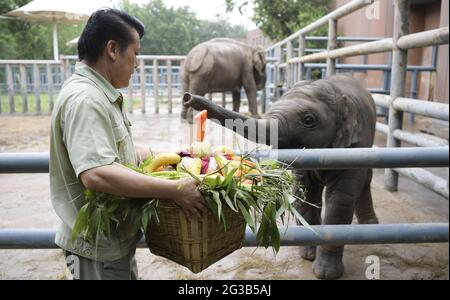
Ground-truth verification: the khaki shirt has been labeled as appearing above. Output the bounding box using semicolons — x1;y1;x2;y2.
50;62;140;262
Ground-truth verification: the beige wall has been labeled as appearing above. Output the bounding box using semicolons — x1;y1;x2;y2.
330;0;448;103
436;0;449;103
246;28;274;48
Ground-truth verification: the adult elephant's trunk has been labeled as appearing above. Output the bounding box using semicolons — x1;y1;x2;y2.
182;93;273;145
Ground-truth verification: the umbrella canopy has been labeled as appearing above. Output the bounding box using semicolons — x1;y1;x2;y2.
5;0;112;60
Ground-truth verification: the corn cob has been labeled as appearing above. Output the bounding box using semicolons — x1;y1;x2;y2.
144;153;181;173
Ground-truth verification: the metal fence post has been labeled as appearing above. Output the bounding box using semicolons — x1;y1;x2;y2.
139;59;146;114
286;40;293;88
153;59;159;114
6;64;15;113
407;69;418;126
46;63;54;113
298;35;306;81
167;60;173;114
385;0;409;192
33;64;41;113
327;19;337;76
222;92;226;108
60;57;67;83
19;64;28;113
127;75;133;114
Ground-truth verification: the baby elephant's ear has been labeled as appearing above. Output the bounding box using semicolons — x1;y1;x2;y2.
331;94;361;148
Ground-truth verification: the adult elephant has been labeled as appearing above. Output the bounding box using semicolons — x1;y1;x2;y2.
183;75;379;279
180;38;266;122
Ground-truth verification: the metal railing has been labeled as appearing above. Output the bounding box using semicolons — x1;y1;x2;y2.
0;55;187;114
263;0;449;198
0;147;448;249
1;224;448;249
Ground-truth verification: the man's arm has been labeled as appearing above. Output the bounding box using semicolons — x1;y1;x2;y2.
80;163;207;218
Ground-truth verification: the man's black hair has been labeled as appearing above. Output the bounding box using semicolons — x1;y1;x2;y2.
77;8;145;62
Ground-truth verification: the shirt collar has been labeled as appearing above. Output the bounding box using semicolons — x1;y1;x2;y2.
74;61;121;103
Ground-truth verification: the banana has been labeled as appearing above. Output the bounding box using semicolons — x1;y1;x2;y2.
144;153;181;173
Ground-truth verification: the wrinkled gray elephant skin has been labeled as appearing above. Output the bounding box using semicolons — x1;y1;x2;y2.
183;75;379;279
181;38;266;122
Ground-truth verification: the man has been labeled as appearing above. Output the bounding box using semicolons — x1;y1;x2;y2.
50;8;206;280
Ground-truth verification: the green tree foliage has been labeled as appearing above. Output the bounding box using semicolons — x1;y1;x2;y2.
226;0;330;41
0;0;247;59
0;0;83;59
121;0;246;55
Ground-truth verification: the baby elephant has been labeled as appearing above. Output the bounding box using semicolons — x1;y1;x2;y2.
183;74;378;279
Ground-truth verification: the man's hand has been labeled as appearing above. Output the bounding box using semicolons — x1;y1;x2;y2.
171;178;208;219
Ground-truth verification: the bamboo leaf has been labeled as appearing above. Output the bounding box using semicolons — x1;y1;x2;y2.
211;190;222;223
220;190;237;212
237;201;255;232
271;221;281;253
142;207;149;234
289;204;319;236
71;204;89;244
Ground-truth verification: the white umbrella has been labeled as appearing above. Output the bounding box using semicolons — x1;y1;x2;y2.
5;0;112;60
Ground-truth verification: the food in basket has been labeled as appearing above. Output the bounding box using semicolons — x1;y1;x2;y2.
71;111;309;272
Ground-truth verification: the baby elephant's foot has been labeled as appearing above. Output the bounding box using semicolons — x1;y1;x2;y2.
300;246;316;261
312;247;344;280
357;215;379;224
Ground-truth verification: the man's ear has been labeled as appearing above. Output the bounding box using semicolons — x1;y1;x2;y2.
105;40;119;61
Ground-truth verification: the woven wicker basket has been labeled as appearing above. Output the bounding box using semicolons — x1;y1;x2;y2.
145;199;246;273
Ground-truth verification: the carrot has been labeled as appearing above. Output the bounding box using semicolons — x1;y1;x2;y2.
231;156;256;167
194;110;207;142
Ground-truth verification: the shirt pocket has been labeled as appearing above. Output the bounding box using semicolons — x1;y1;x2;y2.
112;123;129;144
112;123;129;162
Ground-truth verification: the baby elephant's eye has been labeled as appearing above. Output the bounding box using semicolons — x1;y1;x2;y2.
301;114;316;128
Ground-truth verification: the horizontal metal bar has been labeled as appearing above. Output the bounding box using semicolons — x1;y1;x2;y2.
0;152;49;173
60;55;187;61
372;95;449;122
393;129;449;147
253;147;449;169
393;98;449;121
291;38;394;63
137;55;186;61
376;122;389;134
0;223;447;249
1;148;448;173
265;57;278;63
304;63;436;71
305;36;383;42
300;0;373;35
393;168;449;199
373;94;390;108
372;126;447;147
0;60;61;64
266;0;373;50
397;26;449;49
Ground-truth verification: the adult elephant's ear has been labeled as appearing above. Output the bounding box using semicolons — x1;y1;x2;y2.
186;44;209;73
252;47;266;78
331;94;362;148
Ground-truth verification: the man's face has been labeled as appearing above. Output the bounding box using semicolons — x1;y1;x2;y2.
111;29;140;89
